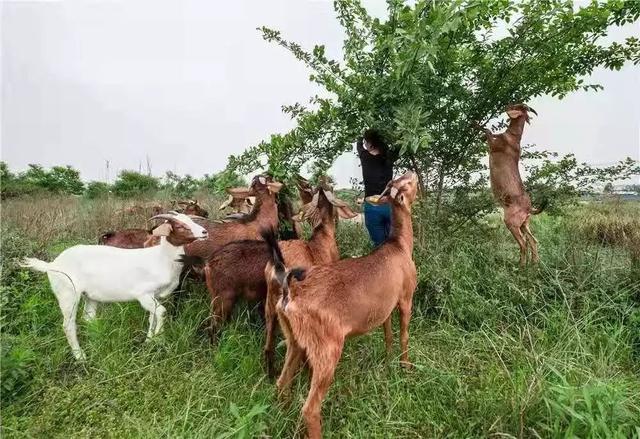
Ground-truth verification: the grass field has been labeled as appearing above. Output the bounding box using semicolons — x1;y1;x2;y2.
1;195;639;438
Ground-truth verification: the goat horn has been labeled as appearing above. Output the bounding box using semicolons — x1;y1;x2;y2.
150;214;176;221
527;106;538;116
219;195;234;210
189;215;208;220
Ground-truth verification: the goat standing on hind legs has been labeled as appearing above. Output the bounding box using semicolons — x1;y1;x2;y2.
264;172;419;439
478;103;545;267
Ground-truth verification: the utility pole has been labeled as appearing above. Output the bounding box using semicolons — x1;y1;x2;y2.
104;160;110;184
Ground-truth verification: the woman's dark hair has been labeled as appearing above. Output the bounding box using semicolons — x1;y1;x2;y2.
363;128;389;156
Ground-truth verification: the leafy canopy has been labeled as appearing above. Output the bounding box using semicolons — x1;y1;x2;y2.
227;0;639;215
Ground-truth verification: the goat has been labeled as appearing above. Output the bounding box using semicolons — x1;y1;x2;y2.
478;103;544;266
191;180;355;357
219;192;255;215
264;172;419;439
20;212;208;360
263;178;356;375
117;203;164;217
184;175;282;261
177;200;209;218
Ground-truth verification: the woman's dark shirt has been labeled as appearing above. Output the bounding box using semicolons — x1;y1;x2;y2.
357;138;399;197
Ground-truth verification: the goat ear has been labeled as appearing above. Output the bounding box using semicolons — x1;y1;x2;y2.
267;181;283;194
227;187;254;198
152;222;172;237
323;190;349;208
337;205;358;219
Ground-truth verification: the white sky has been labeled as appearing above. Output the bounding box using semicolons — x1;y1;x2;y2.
2;0;639;187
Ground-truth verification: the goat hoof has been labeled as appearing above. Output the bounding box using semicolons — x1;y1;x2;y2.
400;360;414;371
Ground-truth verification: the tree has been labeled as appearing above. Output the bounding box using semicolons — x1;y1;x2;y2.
625;184;640;195
111;171;160;198
228;0;640;218
163;171;201;198
202;170;247;194
1;163;85;196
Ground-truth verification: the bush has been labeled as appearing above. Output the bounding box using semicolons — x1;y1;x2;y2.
111;171;160;198
85;181;111;199
163;172;200;198
1;162;84;198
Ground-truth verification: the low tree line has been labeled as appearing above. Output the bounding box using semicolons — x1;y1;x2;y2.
0;162;245;200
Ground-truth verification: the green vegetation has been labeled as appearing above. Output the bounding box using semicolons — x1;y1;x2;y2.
2;2;639;437
0;162;247;200
229;0;639;220
1;195;639;437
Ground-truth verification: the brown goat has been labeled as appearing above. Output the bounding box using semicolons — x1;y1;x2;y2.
263;178;356;376
197;180;356;353
117;203;164;217
177;200;209;218
184;175;282;261
479;103;543;266
264;172;419;439
219;193;255;215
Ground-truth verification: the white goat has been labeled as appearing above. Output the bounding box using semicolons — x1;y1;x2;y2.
20;212;207;360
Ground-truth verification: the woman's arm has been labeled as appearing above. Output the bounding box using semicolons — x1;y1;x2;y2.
356;137;365;156
388;144;400;163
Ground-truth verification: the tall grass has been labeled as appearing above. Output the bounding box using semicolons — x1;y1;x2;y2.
1;196;639;438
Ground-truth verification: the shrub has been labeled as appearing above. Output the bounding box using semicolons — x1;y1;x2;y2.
85;181;111;199
111;171;160;198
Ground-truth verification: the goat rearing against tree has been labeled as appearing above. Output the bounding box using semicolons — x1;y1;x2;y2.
264;171;419;439
479;103;544;266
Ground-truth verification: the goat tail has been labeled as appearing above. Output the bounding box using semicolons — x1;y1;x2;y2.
531;197;548;215
260;227;284;270
260;227;306;307
19;257;54;273
282;268;306;306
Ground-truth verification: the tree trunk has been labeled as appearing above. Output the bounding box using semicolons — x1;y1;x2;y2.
434;165;445;216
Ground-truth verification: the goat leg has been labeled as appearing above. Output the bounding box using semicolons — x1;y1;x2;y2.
301;337;343;439
209;293;235;345
383;316;393;355
398;298;413;370
263;282;279;378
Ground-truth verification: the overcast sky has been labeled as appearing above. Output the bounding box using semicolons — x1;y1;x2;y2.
2;0;639;187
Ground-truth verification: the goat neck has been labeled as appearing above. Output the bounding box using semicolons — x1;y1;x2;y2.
387;203;414;255
158;235;186;258
307;215;339;264
254;192;279;229
505;114;527;144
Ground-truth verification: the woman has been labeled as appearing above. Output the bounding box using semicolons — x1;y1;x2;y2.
357;129;399;246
